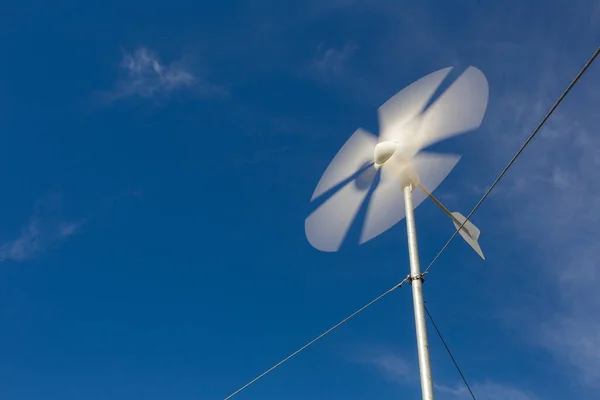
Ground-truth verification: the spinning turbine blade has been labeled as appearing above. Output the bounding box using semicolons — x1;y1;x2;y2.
360;151;461;244
359;165;406;244
405;151;462;209
378;67;452;143
306;168;376;252
311;128;378;201
415;66;489;150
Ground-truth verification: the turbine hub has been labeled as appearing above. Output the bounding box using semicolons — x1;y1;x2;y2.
373;141;398;168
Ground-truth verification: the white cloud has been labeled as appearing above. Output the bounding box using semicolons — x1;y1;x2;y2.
311;42;359;78
0;194;84;263
437;381;538;400
358;348;537;399
361;350;412;384
306;42;381;104
101;47;225;103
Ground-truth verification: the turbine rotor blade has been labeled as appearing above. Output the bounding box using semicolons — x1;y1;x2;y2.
359;166;406;244
415;66;489;150
311;128;378;201
306;168;376;252
378;67;452;144
405;151;462;210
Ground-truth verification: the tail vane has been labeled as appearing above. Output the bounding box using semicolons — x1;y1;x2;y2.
451;212;484;260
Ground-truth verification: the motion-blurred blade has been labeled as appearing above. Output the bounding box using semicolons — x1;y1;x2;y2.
306;168;376;252
311;128;378;201
406;151;462;209
360;166;406;244
414;66;489;151
378;67;452;143
359;151;461;245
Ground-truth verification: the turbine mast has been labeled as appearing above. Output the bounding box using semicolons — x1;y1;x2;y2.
403;182;435;400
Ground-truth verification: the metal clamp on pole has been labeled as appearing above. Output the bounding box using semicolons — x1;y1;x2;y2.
407;272;427;284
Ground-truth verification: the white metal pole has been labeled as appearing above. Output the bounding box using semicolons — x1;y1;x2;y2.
403;182;435;400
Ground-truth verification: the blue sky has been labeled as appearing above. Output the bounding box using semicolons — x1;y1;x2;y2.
1;0;599;399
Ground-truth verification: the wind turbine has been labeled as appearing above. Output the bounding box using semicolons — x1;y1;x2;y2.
305;66;489;400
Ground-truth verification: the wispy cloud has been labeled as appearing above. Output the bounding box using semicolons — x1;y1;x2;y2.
99;47;226;103
0;194;85;263
311;42;359;79
437;381;538;400
358;347;537;399
356;347;412;384
305;41;383;104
